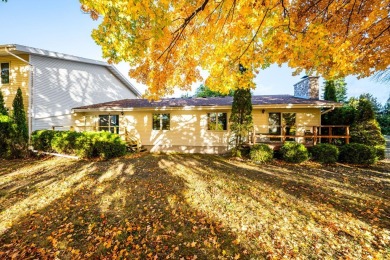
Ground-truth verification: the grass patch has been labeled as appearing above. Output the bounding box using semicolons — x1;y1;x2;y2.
0;155;389;259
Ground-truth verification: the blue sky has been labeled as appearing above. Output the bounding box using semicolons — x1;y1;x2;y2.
1;0;388;104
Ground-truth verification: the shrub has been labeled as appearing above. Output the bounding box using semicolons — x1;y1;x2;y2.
310;144;339;164
374;145;385;161
91;131;127;159
75;131;126;159
250;144;273;163
31;130;58;152
280;142;309;163
0;115;15;158
339;143;377;165
31;130;127;159
350;120;385;147
51;131;83;154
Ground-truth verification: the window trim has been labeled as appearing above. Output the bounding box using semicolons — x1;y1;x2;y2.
152;113;170;130
98;114;120;134
1;62;10;85
207;112;228;131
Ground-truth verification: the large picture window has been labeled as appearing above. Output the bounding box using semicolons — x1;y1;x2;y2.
1;63;9;84
99;115;119;133
153;113;170;130
207;112;227;130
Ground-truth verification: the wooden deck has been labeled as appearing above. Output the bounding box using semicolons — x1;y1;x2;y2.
250;125;350;148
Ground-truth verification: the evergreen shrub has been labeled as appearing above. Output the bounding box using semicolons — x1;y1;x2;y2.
374;145;385;161
31;130;126;159
31;130;58;152
339;143;377;165
310;144;339;164
52;131;83;154
250;144;273;163
280;142;309;163
0;115;15;158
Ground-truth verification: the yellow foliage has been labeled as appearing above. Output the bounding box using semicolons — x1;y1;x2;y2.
80;0;389;98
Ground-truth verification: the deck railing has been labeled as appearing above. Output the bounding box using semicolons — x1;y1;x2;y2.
250;125;350;145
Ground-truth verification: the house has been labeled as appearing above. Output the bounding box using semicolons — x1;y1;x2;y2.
0;44;141;137
72;76;346;154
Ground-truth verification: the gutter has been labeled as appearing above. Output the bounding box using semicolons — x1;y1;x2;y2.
5;47;34;143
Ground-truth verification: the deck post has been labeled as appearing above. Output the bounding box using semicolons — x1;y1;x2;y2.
346;126;350;144
313;126;317;145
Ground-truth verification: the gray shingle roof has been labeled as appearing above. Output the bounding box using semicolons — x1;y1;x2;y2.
73;95;341;110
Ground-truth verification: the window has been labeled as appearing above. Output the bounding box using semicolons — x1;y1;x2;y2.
1;63;9;84
207;112;227;130
268;112;296;141
153;113;170;130
99;115;119;133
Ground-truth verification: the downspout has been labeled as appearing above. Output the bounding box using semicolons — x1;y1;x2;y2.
321;106;335;115
5;47;34;144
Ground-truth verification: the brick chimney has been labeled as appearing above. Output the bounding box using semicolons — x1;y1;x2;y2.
293;76;319;99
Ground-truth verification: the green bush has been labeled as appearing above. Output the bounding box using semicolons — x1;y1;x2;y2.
280;142;309;163
0;115;15;158
310;144;339;164
339;143;377;165
374;145;385;161
31;130;58;152
250;144;273;163
31;130;127;159
51;131;83;154
91;131;127;159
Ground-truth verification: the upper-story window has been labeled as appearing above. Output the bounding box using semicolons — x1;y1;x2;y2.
153;113;170;130
1;63;9;84
99;115;119;134
207;112;227;130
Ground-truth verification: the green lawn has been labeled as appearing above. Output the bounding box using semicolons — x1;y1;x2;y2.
0;154;389;259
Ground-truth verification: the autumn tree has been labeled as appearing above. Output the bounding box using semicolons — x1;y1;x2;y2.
373;68;390;84
81;0;390;98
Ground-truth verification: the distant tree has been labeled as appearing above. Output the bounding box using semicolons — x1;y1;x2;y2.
358;93;382;114
377;96;390;135
230;88;253;148
12;88;28;144
334;78;348;103
323;80;337;102
194;84;233;98
0;89;8;115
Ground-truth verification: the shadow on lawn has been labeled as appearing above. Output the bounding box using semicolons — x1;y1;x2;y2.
0;155;246;259
179;155;390;230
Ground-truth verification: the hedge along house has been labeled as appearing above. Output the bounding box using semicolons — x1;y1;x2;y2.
72;76;347;154
0;44;141;138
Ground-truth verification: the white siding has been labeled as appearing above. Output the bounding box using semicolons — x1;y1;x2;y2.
31;55;137;130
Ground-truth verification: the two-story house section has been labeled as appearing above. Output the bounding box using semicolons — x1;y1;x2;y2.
0;44;141;136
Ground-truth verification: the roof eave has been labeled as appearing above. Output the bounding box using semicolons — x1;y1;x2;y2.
72;102;342;113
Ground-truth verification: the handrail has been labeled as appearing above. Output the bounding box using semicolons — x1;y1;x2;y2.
251;125;350;145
